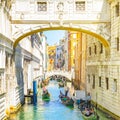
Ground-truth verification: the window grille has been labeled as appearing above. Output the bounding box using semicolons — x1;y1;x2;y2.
37;2;47;12
75;1;85;11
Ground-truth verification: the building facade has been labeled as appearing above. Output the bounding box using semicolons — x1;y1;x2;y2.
74;32;86;90
0;0;120;119
47;45;56;71
0;1;15;119
67;31;86;90
67;31;76;71
86;0;120;117
0;1;46;119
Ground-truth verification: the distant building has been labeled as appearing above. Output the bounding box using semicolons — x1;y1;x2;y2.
47;45;56;71
56;45;65;70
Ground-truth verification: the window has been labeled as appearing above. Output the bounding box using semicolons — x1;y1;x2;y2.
0;74;1;92
116;37;119;51
10;55;13;66
94;44;97;54
37;2;47;12
100;43;103;54
106;77;109;90
88;75;90;83
5;53;8;67
75;1;85;11
89;47;91;56
115;3;119;17
99;77;101;87
113;79;117;92
92;75;95;89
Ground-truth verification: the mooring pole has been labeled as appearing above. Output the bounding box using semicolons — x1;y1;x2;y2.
33;80;37;104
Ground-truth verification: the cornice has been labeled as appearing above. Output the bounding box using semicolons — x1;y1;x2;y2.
21;48;40;63
0;33;13;53
0;33;13;44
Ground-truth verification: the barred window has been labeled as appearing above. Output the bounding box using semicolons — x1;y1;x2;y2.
88;74;90;83
89;47;91;56
116;37;119;51
94;44;97;54
115;3;119;17
75;1;85;11
37;2;47;12
99;77;101;87
106;77;109;90
92;75;95;89
100;43;103;54
113;79;117;92
0;74;2;93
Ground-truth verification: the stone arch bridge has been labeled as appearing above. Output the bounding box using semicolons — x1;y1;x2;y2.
45;70;72;81
11;0;110;52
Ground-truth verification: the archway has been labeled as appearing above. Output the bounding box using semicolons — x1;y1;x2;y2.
13;26;110;52
45;70;72;82
46;75;71;82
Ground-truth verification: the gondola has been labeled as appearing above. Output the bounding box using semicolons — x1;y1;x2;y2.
81;111;97;120
42;90;50;101
61;97;74;106
79;103;98;120
59;91;74;107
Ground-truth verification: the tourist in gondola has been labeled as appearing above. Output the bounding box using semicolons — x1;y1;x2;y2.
84;108;90;116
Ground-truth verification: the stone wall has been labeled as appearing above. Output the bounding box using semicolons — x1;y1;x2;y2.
86;4;120;116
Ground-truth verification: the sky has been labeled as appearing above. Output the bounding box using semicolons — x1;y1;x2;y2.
44;30;66;45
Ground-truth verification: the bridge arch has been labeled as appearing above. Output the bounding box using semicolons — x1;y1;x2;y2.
45;70;72;82
13;25;110;51
46;75;71;82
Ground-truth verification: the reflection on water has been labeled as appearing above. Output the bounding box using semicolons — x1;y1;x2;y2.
9;81;113;120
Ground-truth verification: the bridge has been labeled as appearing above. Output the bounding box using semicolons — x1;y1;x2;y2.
45;70;73;81
11;0;110;51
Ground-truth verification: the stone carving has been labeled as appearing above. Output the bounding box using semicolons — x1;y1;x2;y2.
57;2;64;12
57;2;64;20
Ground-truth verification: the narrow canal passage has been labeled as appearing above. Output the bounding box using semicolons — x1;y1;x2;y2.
9;81;113;120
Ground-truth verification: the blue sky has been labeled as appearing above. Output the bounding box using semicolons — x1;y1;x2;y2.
44;30;65;45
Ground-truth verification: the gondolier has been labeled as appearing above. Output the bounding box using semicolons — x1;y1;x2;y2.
86;93;91;108
64;86;69;96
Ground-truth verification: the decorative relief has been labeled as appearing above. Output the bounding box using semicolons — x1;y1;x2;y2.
57;2;64;12
57;2;64;20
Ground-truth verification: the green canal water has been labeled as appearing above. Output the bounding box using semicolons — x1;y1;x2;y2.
9;81;114;120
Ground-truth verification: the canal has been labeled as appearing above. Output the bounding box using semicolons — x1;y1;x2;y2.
9;81;114;120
